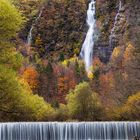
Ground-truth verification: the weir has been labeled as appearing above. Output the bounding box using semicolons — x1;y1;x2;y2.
0;122;140;140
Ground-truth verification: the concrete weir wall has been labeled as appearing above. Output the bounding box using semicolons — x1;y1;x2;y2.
0;122;140;140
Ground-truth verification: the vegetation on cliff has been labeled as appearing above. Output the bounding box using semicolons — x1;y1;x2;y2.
0;0;140;121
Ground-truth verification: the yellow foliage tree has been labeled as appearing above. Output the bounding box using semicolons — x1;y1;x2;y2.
123;43;135;63
119;91;140;120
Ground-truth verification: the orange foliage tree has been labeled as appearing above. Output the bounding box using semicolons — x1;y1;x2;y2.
22;66;39;89
99;71;115;107
54;64;76;104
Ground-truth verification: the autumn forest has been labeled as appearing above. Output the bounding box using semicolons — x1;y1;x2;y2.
0;0;140;122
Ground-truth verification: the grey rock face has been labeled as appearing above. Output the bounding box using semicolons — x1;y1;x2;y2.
94;0;140;62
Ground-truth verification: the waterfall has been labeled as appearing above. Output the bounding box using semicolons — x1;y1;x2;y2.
109;1;122;48
27;7;43;46
80;0;96;72
119;0;122;10
27;26;34;46
0;122;140;140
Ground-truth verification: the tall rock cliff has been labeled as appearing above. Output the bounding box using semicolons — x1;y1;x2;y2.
22;0;140;65
95;0;140;106
95;0;140;63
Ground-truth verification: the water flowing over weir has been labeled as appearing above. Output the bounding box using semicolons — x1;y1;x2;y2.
0;122;140;140
27;8;44;46
80;0;96;72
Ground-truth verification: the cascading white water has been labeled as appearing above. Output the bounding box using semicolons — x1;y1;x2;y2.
80;0;96;72
109;0;122;48
27;26;34;46
0;122;140;140
119;0;122;10
27;8;43;46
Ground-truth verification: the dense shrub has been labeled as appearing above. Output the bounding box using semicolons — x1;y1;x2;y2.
66;82;105;121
